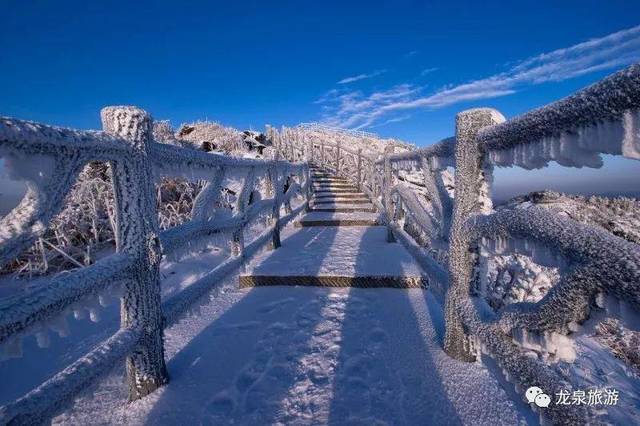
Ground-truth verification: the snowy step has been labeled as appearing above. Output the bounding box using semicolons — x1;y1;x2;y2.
309;202;376;210
311;177;343;182
240;226;425;288
310;206;377;213
311;175;347;180
312;186;360;192
313;190;365;197
312;182;355;187
312;179;350;184
295;211;380;227
311;173;343;178
312;187;361;194
313;192;367;199
313;198;372;205
312;199;372;205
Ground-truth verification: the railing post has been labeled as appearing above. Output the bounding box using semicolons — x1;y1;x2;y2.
307;136;314;163
191;167;224;222
335;140;341;175
356;148;362;190
444;108;504;362
420;158;453;239
268;163;283;249
232;168;255;257
383;145;396;243
304;164;312;211
101;106;169;401
283;175;293;215
320;142;325;168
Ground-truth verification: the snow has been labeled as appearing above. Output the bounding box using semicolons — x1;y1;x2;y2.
52;284;527;425
243;226;423;278
309;202;376;210
567;332;640;426
0;151;55;190
311;199;371;206
297;211;381;223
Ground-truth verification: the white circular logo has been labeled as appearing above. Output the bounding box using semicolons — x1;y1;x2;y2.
526;386;551;408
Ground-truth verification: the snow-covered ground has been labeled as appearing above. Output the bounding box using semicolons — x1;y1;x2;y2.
53;284;526;425
244;226;421;278
40;216;531;425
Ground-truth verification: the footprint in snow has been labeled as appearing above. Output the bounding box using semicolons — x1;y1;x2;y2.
203;391;235;420
257;297;295;314
368;327;388;345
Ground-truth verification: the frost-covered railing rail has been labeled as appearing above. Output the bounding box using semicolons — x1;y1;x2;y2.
0;106;309;424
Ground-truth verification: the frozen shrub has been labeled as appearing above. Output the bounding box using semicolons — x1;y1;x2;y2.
153;120;182;146
595;319;640;375
177;121;245;154
484;254;559;311
156;178;205;230
484;190;640;311
501;190;640;244
0;162;117;276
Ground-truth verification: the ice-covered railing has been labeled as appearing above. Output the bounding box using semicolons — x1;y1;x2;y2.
267;124;381;197
0;106;310;423
274;122;456;262
380;138;456;289
440;65;640;424
347;64;639;424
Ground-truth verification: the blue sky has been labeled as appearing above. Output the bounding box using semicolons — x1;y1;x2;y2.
1;0;640;202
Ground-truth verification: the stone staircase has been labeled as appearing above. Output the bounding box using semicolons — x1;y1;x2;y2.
300;166;380;227
239;165;426;288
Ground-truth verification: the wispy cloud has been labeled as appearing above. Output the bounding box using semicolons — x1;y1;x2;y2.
318;25;640;129
421;67;438;76
370;114;412;128
337;69;387;84
404;50;418;59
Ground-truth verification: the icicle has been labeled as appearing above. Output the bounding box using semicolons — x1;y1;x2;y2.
567;321;581;333
98;294;110;307
73;306;87;320
49;316;70;338
35;330;51;348
89;307;101;323
488;110;640;169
